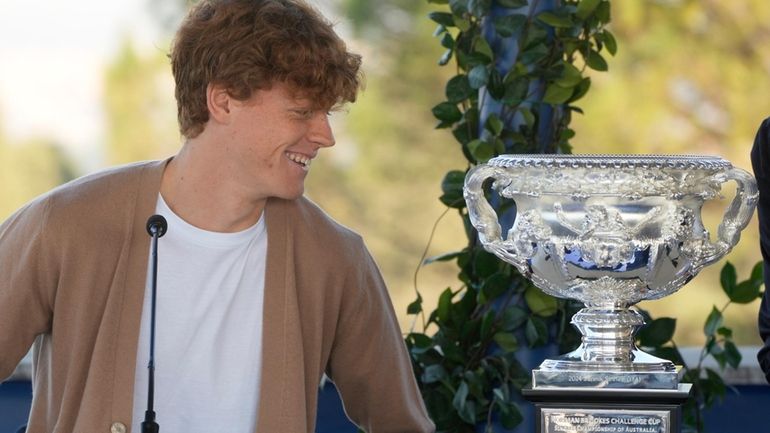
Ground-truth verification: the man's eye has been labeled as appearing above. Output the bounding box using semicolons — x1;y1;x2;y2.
293;109;313;119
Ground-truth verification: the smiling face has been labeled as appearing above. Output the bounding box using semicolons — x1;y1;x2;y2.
222;82;335;203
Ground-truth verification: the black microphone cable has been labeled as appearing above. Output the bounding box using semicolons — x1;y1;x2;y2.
142;214;167;433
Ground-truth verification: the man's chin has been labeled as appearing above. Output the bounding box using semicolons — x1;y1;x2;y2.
275;187;305;201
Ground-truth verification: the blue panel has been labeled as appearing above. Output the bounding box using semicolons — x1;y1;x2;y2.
4;379;767;432
316;381;358;433
0;381;31;433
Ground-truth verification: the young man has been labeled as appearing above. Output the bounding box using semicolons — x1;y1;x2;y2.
0;1;434;432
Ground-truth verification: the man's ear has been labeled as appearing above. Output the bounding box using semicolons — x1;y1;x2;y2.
206;83;233;124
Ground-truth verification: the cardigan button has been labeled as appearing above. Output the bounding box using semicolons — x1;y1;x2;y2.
110;422;126;433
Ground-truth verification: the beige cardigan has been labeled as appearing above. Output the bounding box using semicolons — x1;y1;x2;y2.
0;160;434;433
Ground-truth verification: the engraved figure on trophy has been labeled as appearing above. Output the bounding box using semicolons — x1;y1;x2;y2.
464;155;758;390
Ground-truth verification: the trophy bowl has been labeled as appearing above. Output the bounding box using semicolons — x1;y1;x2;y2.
464;154;758;389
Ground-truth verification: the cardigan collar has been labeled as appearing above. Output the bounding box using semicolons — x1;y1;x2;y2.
109;159;290;433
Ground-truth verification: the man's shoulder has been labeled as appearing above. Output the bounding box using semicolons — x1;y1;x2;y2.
28;160;164;231
49;160;161;204
268;196;366;257
278;196;361;240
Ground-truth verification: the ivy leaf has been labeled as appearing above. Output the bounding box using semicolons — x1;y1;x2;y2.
575;0;601;20
440;170;466;208
499;402;524;429
519;42;548;64
518;107;535;127
474;35;494;61
467;139;495;163
501;305;528;331
542;83;573;105
449;0;468;13
446;75;473;103
649;346;685;365
751;261;764;288
585;49;608;71
481;271;510;300
703;306;723;337
439;49;454;66
704;368;727;401
421;364;448;383
440;32;455;49
480;310;496;339
454;15;472;31
407;294;423;315
493;14;527;38
555;62;583;87
637;317;676;347
568;77;592;102
730;280;760;304
493;331;519;352
524;286;558;316
536;11;573;28
429;11;456;27
408;332;432;348
601;30;618;56
503;77;529;104
723;340;742;369
525;317;549;347
474;250;500;278
438;287;453;324
468;0;492;18
468;65;490;89
453;381;476;423
716;326;732;338
485;113;504;136
424;249;465;265
595;0;611;24
432;101;462;124
720;261;737;297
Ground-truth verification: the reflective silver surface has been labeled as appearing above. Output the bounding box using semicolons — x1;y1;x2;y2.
464;155;758;389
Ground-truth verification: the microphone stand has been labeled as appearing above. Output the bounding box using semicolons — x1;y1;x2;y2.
142;215;167;433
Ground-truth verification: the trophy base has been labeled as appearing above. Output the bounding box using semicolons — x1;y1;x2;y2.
522;384;693;433
532;350;680;389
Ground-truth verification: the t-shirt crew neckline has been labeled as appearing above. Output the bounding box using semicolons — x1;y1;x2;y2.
157;194;264;248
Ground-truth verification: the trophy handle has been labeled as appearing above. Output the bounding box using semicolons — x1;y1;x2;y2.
463;164;527;271
710;167;759;260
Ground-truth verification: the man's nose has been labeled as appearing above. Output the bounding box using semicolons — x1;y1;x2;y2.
309;113;335;148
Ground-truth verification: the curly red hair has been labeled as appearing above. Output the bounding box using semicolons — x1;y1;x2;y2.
171;0;362;138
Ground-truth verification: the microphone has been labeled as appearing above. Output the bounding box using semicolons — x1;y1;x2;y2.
142;214;167;433
146;214;168;238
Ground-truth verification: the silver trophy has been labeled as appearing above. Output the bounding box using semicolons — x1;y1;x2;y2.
464;155;758;389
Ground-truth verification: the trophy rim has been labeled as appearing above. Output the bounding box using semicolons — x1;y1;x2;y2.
489;154;731;170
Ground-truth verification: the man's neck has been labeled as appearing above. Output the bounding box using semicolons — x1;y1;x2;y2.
160;141;266;233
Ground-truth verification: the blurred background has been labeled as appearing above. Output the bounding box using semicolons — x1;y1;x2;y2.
2;0;770;348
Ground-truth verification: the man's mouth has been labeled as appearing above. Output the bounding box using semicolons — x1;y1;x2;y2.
286;151;311;168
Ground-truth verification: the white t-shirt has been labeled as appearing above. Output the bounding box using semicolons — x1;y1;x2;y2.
131;195;266;433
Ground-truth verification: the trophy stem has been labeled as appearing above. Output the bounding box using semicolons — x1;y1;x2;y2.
532;306;680;389
571;307;644;364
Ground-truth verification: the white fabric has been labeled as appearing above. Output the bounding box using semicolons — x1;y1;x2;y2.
131;195;266;433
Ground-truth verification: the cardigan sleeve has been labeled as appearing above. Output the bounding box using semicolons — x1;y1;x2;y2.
326;242;435;433
751;116;770;383
0;196;56;380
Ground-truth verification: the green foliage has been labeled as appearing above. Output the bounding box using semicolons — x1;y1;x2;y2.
637;261;764;433
0;135;75;220
409;1;615;431
103;39;179;164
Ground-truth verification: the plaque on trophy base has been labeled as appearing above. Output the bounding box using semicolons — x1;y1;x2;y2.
522;384;692;433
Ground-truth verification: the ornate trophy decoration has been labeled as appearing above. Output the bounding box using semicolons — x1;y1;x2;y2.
464;155;758;390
